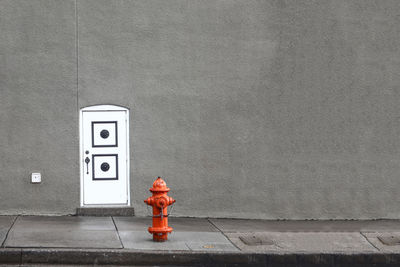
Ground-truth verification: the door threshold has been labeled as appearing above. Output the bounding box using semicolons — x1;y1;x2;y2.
76;207;135;216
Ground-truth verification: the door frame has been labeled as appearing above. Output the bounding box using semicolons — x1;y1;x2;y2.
79;104;130;207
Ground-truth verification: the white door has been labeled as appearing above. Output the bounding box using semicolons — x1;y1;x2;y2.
80;105;130;206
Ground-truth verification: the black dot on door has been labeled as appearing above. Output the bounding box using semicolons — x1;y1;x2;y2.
101;162;110;172
100;130;109;139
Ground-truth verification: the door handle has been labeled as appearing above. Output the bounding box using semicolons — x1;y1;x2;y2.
85;157;90;174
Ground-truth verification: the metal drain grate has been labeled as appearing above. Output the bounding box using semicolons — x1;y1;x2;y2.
239;234;274;246
378;235;400;246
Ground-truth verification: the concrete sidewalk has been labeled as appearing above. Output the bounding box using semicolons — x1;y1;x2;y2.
1;216;400;266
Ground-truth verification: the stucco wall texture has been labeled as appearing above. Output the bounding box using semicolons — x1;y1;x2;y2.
1;0;400;219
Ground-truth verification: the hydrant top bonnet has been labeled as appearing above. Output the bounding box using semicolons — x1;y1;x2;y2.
150;176;170;192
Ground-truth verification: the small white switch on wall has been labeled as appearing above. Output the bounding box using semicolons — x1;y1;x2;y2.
31;173;41;184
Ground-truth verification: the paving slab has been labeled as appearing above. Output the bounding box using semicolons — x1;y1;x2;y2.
119;231;238;251
114;216;218;232
0;216;15;246
363;232;400;252
119;231;189;250
4;216;121;249
10;216;116;231
210;218;400;233
168;217;219;232
226;232;377;252
113;217;150;231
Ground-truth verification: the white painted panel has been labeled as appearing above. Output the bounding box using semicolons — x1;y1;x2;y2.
81;108;129;206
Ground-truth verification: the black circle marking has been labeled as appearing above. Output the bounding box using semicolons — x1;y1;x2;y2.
100;130;110;139
101;162;110;172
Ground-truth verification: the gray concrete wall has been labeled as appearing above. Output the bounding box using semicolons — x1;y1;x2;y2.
1;0;400;219
0;0;78;214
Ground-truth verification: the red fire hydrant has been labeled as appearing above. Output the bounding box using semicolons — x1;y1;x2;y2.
144;176;176;242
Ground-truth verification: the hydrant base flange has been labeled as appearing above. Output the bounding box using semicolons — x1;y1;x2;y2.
148;226;173;242
148;226;173;234
149;226;173;242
